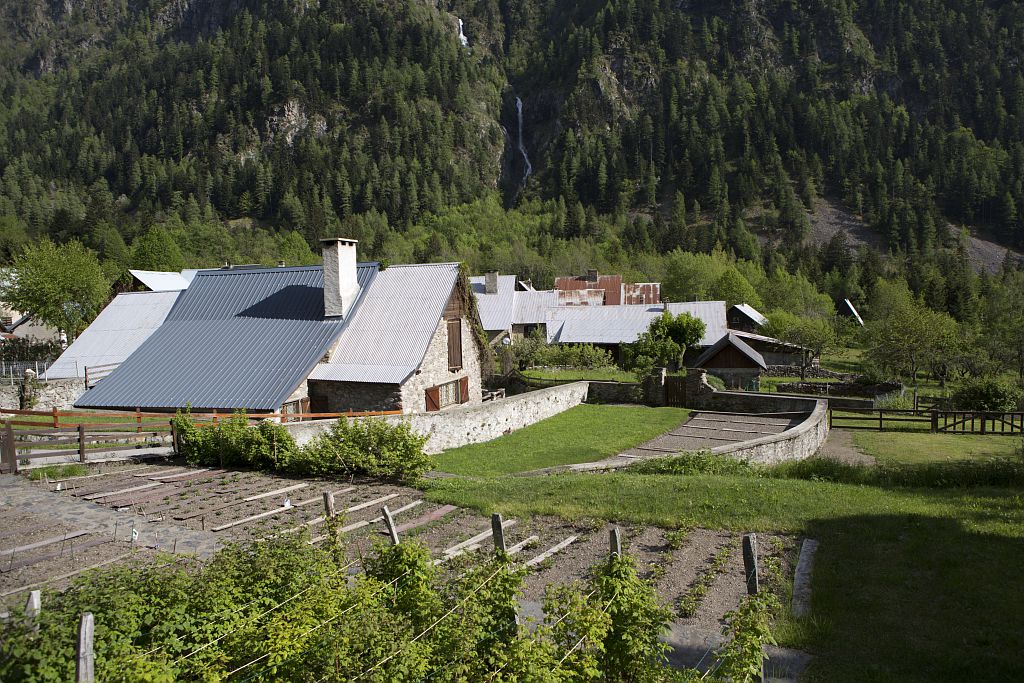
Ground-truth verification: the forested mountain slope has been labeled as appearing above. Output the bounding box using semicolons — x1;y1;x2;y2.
0;0;1021;286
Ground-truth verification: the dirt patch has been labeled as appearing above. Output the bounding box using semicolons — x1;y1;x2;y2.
816;429;874;465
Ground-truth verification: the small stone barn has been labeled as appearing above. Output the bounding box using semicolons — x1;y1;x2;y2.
692;332;767;389
76;239;484;415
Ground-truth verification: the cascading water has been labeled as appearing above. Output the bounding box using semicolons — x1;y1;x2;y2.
457;18;469;47
515;96;532;184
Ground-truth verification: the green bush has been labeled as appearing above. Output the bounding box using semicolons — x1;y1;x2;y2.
528;342;616;370
952;376;1024;412
630;451;757;477
172;412;430;482
296;417;431;481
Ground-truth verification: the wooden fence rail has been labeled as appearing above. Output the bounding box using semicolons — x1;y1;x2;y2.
829;408;1024;435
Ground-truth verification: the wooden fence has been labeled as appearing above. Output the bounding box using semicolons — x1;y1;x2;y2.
829;408;1024;435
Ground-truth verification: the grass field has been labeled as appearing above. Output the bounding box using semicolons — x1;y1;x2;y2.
433;404;690;476
426;468;1024;682
520;367;637;382
853;431;1022;465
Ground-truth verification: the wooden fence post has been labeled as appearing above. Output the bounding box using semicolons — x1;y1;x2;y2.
78;424;87;463
931;410;938;433
2;420;15;475
76;612;95;683
24;590;40;633
135;408;142;433
878;410;883;432
323;491;336;519
609;527;622;558
491;513;506;553
51;407;59;429
382;506;400;545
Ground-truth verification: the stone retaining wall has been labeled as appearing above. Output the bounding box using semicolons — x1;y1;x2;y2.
586;381;643;404
0;378;86;411
285;381;590;453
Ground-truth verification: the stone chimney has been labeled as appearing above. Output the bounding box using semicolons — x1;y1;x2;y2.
320;238;360;318
484;271;499;294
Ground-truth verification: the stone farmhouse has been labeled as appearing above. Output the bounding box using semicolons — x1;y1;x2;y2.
75;239;484;414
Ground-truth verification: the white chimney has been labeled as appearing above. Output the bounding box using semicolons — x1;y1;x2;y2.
321;238;360;318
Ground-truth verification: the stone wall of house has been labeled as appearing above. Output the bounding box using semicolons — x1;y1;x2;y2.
399;316;482;413
0;378;86;411
307;380;402;412
286;381;589;453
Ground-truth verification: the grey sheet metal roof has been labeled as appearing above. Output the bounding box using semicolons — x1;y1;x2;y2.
513;290;558;325
76;264;376;411
47;291;182;379
308;263;461;384
129;269;194;292
469;274;518;331
731;329;807;351
731;303;768;326
693;332;767;369
546;301;727;346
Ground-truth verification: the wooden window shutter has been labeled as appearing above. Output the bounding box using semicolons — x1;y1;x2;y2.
459;376;470;404
447;319;463;370
425;386;441;412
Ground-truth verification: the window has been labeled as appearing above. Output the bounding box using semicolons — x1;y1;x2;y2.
447;318;463;370
425;377;470;412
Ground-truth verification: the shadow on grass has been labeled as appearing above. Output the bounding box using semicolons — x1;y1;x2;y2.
800;512;1024;683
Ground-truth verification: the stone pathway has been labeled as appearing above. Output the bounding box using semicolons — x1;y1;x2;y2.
0;474;222;558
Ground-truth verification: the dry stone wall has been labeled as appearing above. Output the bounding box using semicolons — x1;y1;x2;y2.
0;378;86;411
286;381;589;453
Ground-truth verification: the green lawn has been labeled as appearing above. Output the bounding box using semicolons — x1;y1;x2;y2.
433;404;690;476
520;367;637;382
425;470;1024;682
853;431;1022;465
820;346;864;374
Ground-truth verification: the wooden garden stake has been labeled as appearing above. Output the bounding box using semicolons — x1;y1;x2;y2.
491;513;506;553
382;506;400;545
742;534;759;595
24;590;40;633
609;527;622;558
76;612;94;683
323;491;336;518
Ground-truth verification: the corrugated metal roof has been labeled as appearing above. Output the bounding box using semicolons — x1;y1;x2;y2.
731;330;806;351
46;291;182;379
731;303;768;326
76;265;376;411
513;290;558;324
469;274;517;331
309;263;461;384
693;332;767;369
129;270;193;292
546;301;727;346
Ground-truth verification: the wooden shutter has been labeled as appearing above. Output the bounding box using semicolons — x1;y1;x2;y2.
447;319;463;370
459;376;470;404
425;386;440;412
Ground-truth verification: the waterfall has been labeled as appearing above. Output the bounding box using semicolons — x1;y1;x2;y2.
516;96;532;184
457;18;469;48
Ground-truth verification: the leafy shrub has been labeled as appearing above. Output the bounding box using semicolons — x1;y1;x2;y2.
952;376;1024;412
295;417;431;481
172;410;298;469
705;373;727;391
874;390;914;410
172;412;430;482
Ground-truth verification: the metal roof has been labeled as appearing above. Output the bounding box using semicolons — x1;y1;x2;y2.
693;332;767;369
46;291;182;379
468;274;518;331
730;303;768;326
309;263;461;384
513;290;558;325
128;269;193;292
76;265;376;411
546;301;727;346
731;329;807;351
